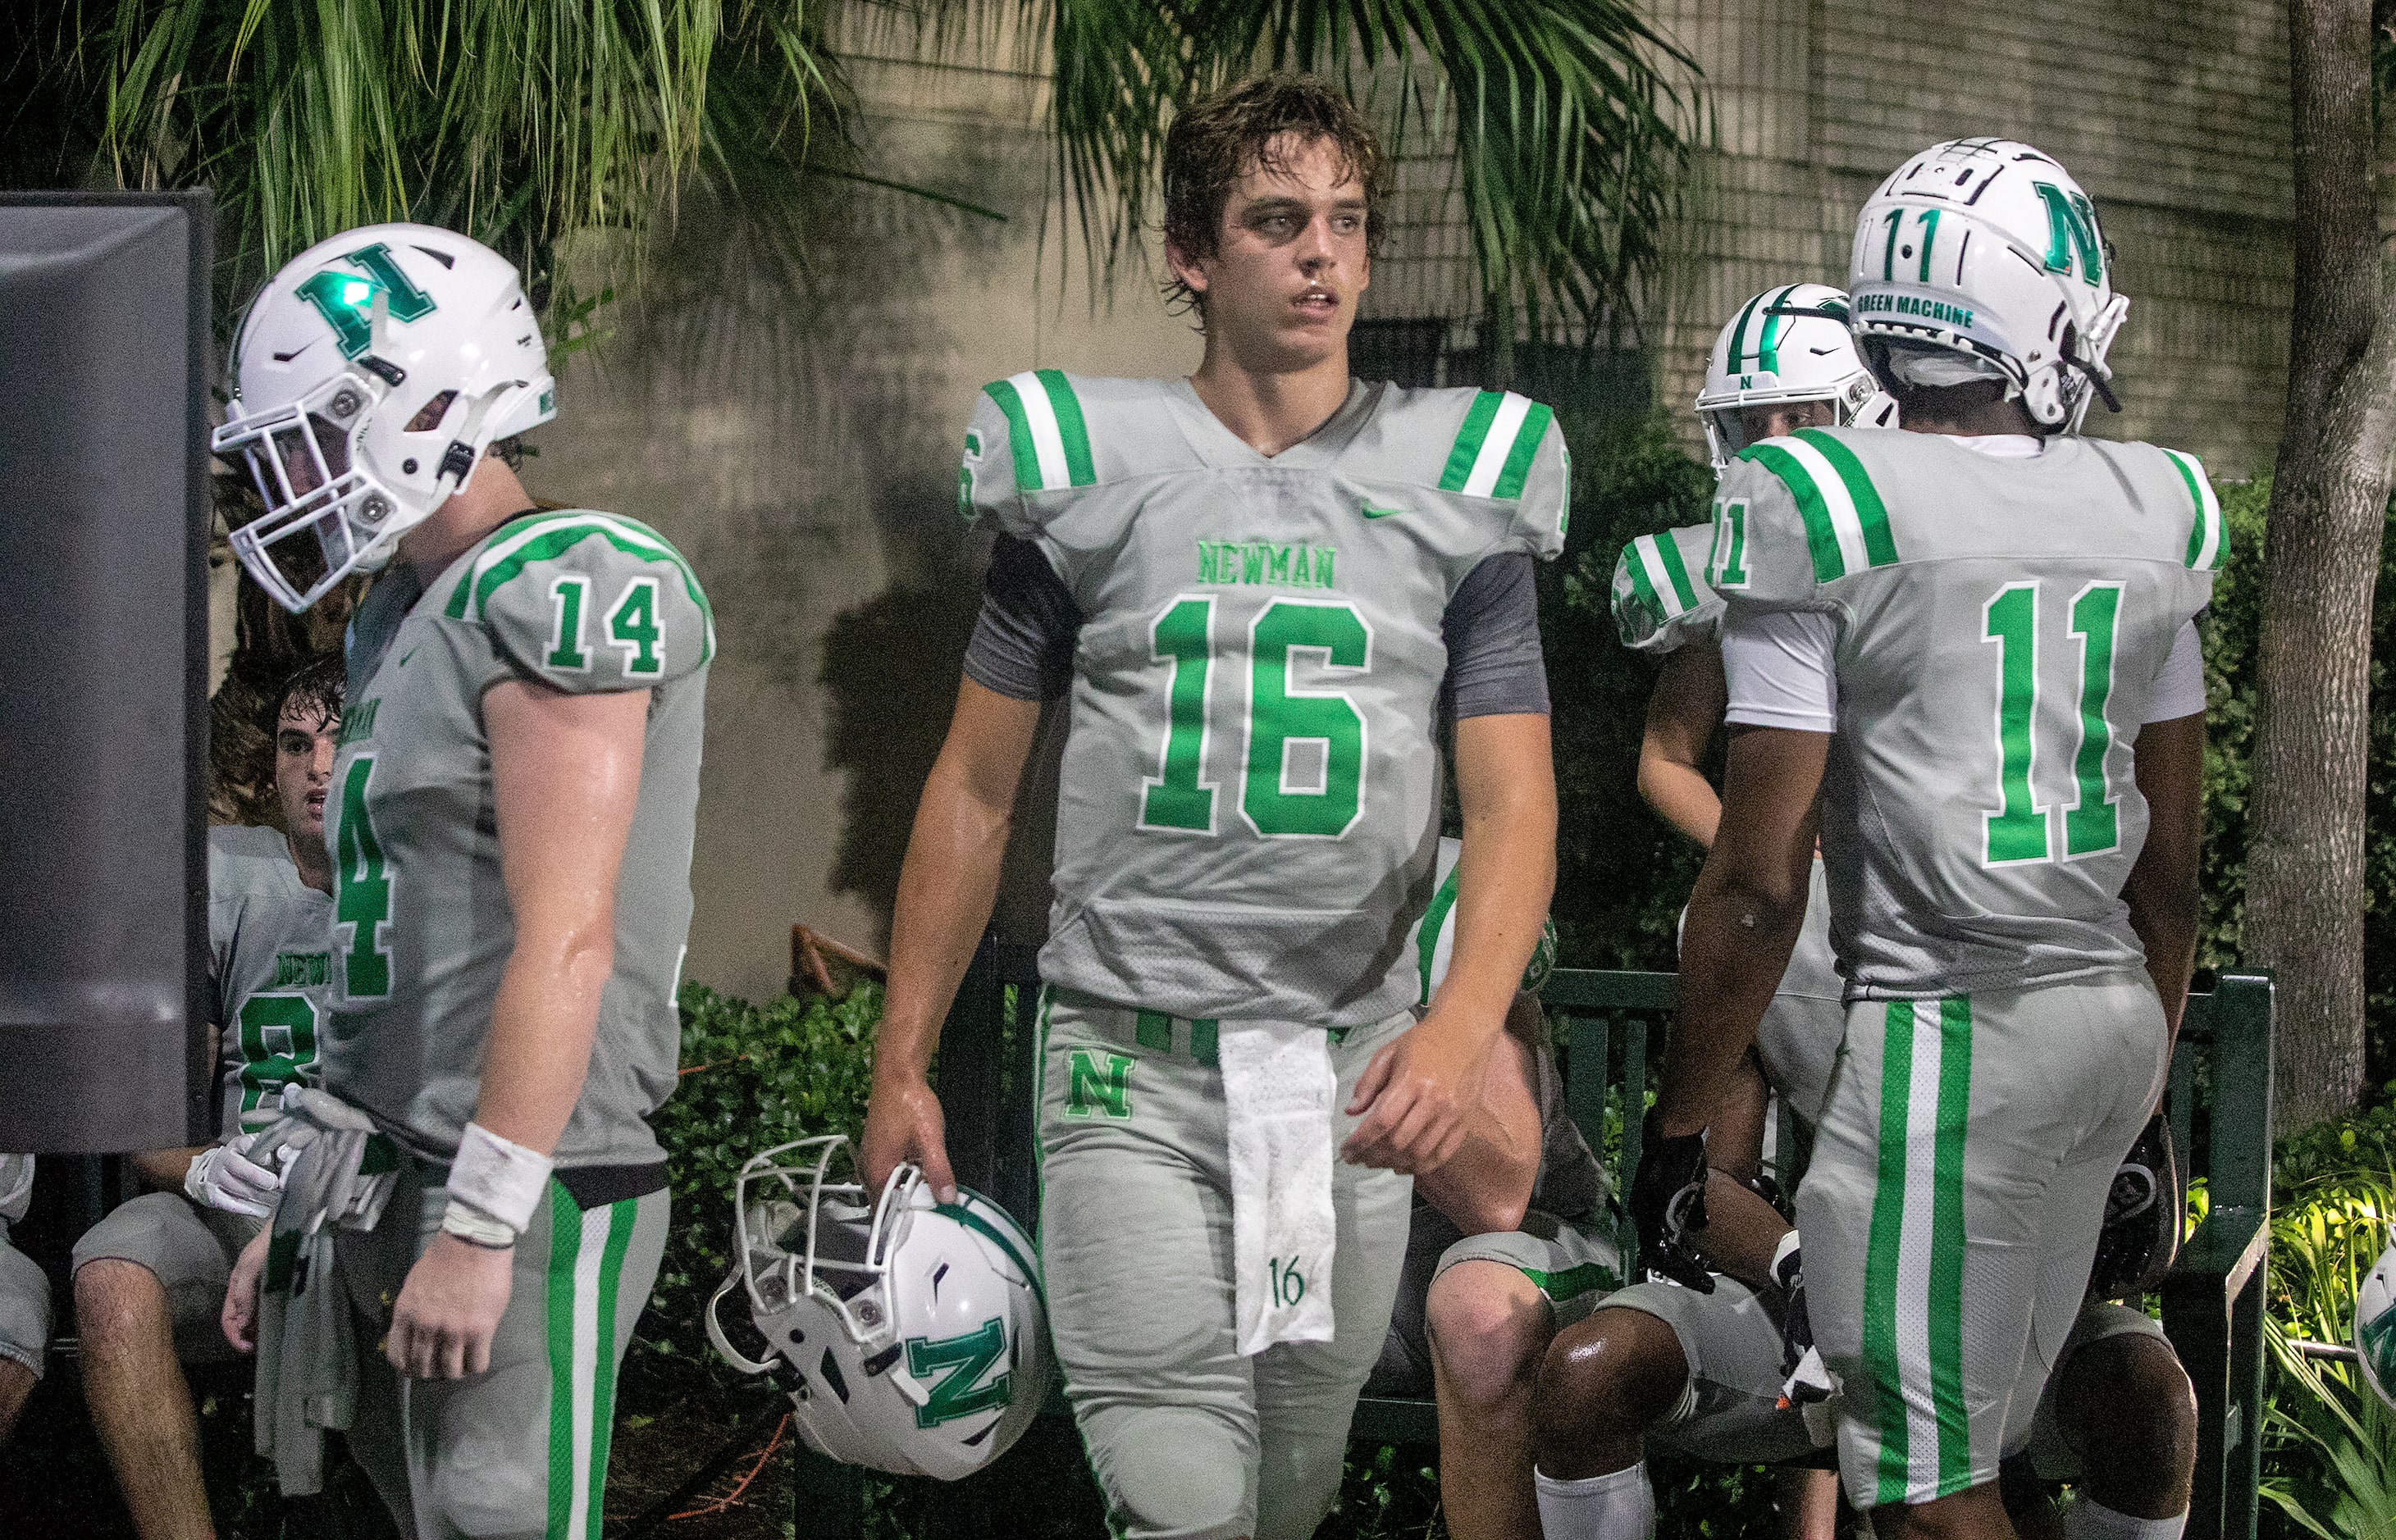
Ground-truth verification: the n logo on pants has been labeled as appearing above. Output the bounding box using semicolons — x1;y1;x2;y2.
1066;1050;1134;1119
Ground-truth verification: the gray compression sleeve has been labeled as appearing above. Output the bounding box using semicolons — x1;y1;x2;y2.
963;535;1082;703
1444;553;1550;719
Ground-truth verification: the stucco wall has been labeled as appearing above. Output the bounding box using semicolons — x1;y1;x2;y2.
518;2;2293;1000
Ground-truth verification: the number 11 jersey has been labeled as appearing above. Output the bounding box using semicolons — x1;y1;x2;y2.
1711;427;2224;997
961;373;1568;1027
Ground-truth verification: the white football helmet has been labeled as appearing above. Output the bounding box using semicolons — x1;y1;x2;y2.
1848;139;2129;433
213;223;556;612
1695;282;1897;471
2357;1233;2396;1410
705;1137;1052;1480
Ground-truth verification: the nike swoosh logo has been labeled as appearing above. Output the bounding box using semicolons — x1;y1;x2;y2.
1362;502;1406;520
396;648;418;669
272;342;317;363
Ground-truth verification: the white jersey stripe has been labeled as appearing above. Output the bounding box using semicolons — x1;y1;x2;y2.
1895;1008;1944;1495
1773;435;1871;577
1633;535;1690;619
1006;370;1073;490
566;1213;611;1539
1461;392;1535;497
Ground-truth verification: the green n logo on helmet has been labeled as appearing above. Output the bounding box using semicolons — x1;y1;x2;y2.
294;242;440;358
2033;184;2104;287
2363;1303;2396;1385
906;1317;1012;1428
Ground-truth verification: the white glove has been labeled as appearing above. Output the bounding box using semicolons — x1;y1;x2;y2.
185;1132;285;1219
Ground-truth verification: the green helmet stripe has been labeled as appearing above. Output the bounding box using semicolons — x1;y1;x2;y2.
1726;289;1768;371
1756;285;1797;375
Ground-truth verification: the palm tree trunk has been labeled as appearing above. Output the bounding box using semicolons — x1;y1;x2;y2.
2243;0;2396;1131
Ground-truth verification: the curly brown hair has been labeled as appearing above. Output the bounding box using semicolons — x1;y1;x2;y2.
1161;74;1388;317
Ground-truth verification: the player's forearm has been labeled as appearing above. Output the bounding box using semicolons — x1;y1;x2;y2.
1659;860;1809;1135
2125;712;2205;1041
133;1146;211;1191
472;930;611;1155
877;789;1009;1084
1689;1173;1792;1293
1432;713;1558;1033
1637;750;1721;850
1656;726;1826;1135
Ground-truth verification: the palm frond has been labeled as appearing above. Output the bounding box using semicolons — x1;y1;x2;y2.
64;0;842;318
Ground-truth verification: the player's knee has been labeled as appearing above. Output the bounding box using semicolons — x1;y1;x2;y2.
2064;1333;2197;1493
1092;1407;1255;1540
71;1257;167;1346
1531;1305;1686;1459
1425;1263;1549;1408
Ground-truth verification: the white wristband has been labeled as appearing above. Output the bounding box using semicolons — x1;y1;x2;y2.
447;1121;554;1237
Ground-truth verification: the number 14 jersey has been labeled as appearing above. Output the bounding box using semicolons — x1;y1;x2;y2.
1711;428;2224;997
961;374;1568;1027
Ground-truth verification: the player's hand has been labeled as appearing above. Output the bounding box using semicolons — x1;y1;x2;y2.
387;1231;514;1379
1629;1114;1714;1292
221;1224;273;1354
185;1133;285;1219
1341;1010;1499;1175
861;1072;956;1203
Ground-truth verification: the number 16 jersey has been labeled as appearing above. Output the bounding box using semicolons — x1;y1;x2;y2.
1711;428;2223;997
961;374;1568;1027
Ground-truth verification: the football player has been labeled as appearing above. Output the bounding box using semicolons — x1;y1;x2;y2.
0;1155;39;1447
1365;837;1615;1540
1628;139;2214;1540
71;658;340;1538
859;74;1565;1540
213;224;710;1540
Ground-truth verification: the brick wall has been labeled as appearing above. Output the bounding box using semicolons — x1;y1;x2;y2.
1364;0;2295;474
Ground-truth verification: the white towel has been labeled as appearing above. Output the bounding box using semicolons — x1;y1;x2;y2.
1218;1020;1339;1356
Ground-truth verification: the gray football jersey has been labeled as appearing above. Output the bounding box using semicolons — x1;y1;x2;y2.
1610;522;1723;654
961;372;1568;1025
328;511;711;1168
209;824;334;1137
1711;428;2224;996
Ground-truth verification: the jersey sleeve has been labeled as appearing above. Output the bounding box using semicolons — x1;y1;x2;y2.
2157;447;2228;576
1707;440;1859;609
1610;523;1724;653
1436;390;1570;559
452;513;714;692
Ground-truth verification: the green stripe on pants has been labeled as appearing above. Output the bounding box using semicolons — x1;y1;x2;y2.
1864;1000;1915;1506
1927;997;1974;1494
547;1191;582;1537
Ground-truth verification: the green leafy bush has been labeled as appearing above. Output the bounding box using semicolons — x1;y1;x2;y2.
636;981;884;1378
2261;1109;2396;1538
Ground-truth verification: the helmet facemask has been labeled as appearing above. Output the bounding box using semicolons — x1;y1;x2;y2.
215;225;557;612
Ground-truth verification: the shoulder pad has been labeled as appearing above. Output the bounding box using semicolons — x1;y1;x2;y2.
1717;427;1900;601
445;512;714;690
2156;447;2227;572
1388;386;1570;556
1611;523;1721;652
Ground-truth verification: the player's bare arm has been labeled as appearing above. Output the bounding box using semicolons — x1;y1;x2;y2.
1346;712;1556;1173
2124;710;2205;1041
386;677;649;1381
1408;992;1545;1234
1654;726;1825;1137
1638;643;1728;850
861;679;1045;1200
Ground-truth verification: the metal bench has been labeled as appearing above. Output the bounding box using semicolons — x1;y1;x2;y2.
801;947;2274;1540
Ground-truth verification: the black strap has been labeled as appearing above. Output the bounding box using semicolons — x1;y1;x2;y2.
555;1160;669;1210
